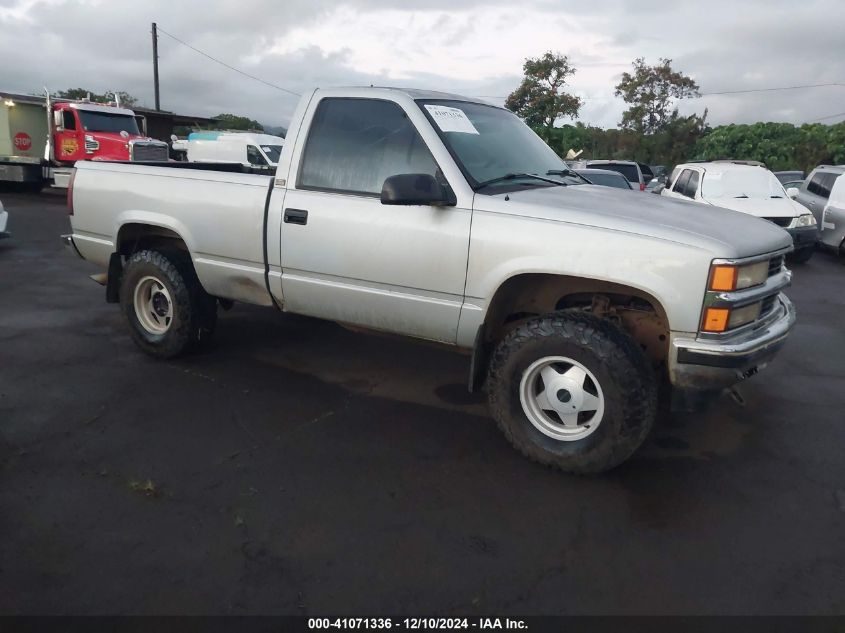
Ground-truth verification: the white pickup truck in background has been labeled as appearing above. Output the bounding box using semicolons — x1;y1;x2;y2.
64;87;796;473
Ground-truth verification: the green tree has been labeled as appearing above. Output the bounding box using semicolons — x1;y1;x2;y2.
615;58;700;134
213;113;264;132
692;121;845;173
505;51;582;134
55;88;138;108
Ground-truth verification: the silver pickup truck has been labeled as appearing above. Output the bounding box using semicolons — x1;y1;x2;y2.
64;87;796;473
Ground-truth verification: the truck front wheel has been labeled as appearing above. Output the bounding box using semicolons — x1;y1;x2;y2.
119;249;216;359
487;312;657;474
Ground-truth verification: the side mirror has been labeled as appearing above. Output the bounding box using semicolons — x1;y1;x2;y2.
381;173;456;206
786;187;799;199
653;184;665;194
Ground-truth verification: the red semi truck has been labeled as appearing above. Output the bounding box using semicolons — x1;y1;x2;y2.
0;90;168;190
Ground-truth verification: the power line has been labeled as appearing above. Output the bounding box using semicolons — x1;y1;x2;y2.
811;110;845;122
699;82;845;96
156;25;301;97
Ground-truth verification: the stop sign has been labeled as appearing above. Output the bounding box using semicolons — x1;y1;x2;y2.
14;132;32;152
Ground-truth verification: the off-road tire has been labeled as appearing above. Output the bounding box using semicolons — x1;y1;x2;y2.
487;312;658;474
119;249;217;358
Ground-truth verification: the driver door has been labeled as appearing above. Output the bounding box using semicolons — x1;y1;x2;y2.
278;97;472;343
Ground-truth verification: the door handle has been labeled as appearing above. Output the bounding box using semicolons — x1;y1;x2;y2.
284;208;308;225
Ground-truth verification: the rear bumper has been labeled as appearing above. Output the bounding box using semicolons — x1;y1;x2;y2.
61;234;84;259
785;225;818;248
669;293;796;391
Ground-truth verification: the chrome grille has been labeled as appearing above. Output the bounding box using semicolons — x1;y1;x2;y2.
764;217;791;228
130;142;168;162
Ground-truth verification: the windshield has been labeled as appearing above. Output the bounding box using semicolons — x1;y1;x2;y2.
260;144;282;164
417;100;580;190
702;169;786;199
77;111;140;135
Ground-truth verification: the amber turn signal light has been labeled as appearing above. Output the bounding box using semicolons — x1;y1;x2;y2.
709;265;738;291
702;307;730;333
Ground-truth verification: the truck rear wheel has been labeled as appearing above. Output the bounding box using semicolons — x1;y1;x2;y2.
119;249;216;359
487;312;657;474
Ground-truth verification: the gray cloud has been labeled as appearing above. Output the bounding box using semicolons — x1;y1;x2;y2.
2;0;844;129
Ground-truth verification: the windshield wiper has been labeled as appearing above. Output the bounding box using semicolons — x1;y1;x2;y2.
771;195;783;198
475;172;569;191
547;168;590;184
734;194;749;198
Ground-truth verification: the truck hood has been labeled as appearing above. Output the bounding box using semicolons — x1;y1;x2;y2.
703;196;809;218
475;184;792;259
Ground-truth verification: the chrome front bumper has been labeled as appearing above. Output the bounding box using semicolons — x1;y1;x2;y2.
669;293;796;390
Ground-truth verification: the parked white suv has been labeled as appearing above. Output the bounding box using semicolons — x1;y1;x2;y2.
0;199;9;240
662;161;818;262
819;171;845;254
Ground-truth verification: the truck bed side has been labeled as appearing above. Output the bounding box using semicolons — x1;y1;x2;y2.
70;161;275;306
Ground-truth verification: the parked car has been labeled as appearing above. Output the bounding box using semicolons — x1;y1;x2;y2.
819;172;845;255
794;165;845;228
774;170;804;185
573;168;632;190
662;161;818;262
646;174;667;192
780;180;805;191
582;160;654;191
0;199;8;239
63;86;796;474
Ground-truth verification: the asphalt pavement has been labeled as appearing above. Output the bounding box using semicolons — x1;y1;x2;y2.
1;190;843;615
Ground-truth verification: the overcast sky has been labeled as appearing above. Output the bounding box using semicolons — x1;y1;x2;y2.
2;0;844;130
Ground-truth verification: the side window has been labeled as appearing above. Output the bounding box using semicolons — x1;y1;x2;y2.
685;171;700;198
666;167;681;190
62;111;76;131
820;173;838;199
807;173;826;197
247;145;267;166
674;169;692;196
298;98;439;196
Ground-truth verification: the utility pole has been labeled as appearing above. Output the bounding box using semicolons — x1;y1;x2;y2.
151;22;161;111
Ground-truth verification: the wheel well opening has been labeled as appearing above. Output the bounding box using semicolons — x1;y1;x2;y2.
484;273;670;367
117;224;188;257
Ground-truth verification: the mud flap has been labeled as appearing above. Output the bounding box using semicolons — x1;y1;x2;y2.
106;252;123;303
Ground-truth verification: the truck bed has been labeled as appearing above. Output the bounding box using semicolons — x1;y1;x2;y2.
70;160;276;306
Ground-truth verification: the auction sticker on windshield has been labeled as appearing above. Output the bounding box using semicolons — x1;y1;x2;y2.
425;105;479;135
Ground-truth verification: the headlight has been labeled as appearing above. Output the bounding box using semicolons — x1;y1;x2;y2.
708;260;769;292
790;214;817;228
701;301;763;333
